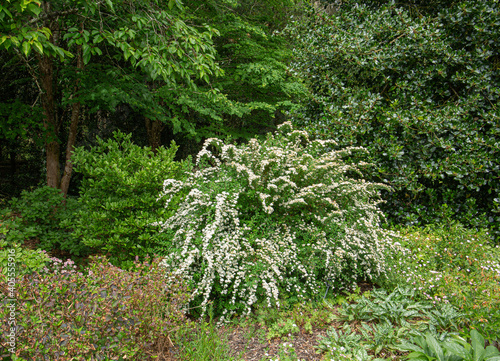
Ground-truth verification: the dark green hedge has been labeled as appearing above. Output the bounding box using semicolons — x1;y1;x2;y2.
288;0;500;240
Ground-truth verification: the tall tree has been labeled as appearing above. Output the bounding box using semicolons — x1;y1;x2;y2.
0;0;222;194
179;0;307;141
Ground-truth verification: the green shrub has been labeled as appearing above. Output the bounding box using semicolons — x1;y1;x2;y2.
71;131;192;268
287;0;500;240
156;122;396;321
0;186;83;255
0;255;190;360
0;241;50;277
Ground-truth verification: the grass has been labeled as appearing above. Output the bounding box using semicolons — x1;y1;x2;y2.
172;311;239;360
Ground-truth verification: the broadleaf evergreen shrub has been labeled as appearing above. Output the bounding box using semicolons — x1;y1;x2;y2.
287;0;500;241
71;131;192;268
156;122;397;321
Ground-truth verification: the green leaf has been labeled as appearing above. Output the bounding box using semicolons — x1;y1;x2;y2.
82;44;91;64
0;5;13;19
39;27;51;38
426;334;444;361
3;38;11;50
105;0;115;13
21;41;30;56
62;49;74;58
63;32;75;41
32;41;43;54
10;36;20;47
54;46;65;59
27;3;42;16
444;341;467;359
123;47;130;60
93;34;103;44
471;330;486;361
406;352;431;360
484;346;500;359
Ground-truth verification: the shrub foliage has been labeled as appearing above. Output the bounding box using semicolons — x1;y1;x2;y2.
156;122;396;320
0;256;189;360
71;131;192;268
0;186;82;255
287;0;500;239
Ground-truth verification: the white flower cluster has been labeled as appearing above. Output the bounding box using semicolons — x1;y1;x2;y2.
156;122;395;320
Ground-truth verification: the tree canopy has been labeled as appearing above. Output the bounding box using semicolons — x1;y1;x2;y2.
1;0;306;195
1;0;222;193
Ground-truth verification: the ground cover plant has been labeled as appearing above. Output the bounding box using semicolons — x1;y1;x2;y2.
397;330;500;361
0;186;81;255
318;287;450;360
155;122;397;321
380;224;500;342
0;255;190;360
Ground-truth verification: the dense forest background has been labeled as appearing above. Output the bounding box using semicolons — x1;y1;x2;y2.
1;0;498;240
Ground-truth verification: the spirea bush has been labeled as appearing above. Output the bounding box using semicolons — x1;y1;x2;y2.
155;122;396;321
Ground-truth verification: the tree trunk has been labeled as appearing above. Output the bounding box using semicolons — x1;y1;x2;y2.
9;147;16;188
39;2;61;189
59;101;81;196
60;45;84;196
45;140;61;188
145;117;164;154
39;52;60;188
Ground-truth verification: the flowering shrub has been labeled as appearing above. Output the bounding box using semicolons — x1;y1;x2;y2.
156;122;396;320
0;255;190;360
